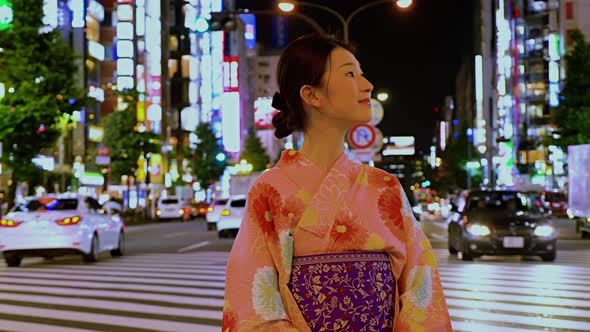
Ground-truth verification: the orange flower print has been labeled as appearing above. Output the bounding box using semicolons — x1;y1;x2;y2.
367;169;397;188
281;194;306;228
330;208;368;247
249;182;281;238
221;308;238;331
378;187;404;233
280;149;299;165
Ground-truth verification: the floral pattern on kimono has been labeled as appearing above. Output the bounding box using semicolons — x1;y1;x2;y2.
222;149;452;332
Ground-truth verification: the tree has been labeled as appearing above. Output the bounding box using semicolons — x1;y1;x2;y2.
433;126;483;192
240;127;270;172
103;89;160;183
192;123;227;190
551;29;590;148
0;0;85;205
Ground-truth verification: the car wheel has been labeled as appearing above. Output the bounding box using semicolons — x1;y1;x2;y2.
448;242;458;255
4;254;22;267
83;234;99;263
582;231;590;239
457;250;473;261
110;231;125;257
541;252;556;262
218;230;228;238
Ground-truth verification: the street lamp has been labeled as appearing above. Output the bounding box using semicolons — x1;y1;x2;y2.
278;0;412;43
376;92;389;102
194;9;325;35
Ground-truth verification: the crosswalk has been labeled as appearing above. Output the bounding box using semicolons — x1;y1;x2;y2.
0;252;228;332
1;250;590;331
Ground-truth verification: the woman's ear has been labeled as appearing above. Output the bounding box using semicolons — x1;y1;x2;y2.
299;85;321;108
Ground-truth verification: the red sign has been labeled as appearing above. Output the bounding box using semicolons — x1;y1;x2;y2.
348;124;376;149
223;56;239;92
98;146;109;156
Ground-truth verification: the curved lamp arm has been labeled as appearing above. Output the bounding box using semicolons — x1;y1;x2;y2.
251;9;325;35
344;0;393;42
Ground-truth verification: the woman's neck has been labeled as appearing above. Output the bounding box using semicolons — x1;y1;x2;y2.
298;125;346;173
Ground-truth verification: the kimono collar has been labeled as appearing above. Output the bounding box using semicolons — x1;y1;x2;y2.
276;149;363;238
275;149;356;194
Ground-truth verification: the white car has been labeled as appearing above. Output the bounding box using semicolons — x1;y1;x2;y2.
216;194;247;238
0;194;125;267
155;196;188;221
205;197;229;231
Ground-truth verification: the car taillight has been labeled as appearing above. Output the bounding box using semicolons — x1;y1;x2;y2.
207;207;214;213
156;209;162;216
56;216;82;226
221;209;231;216
0;218;22;228
199;207;207;214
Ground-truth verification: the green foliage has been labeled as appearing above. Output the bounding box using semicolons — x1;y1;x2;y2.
551;29;590;148
433;127;483;192
240;127;270;172
103;89;160;183
0;0;85;202
191;123;227;189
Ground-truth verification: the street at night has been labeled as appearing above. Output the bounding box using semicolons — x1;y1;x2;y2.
1;217;589;331
2;0;590;331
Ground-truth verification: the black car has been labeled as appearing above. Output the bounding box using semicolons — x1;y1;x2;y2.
448;189;556;261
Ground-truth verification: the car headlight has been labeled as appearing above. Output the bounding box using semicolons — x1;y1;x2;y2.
534;225;555;237
466;223;490;236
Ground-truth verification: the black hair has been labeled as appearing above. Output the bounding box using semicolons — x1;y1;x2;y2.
272;34;355;139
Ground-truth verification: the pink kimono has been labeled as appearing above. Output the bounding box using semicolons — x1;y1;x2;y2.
223;150;452;331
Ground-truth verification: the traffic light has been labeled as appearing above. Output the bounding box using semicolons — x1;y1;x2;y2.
194;12;238;33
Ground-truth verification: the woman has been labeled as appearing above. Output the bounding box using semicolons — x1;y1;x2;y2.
223;34;452;332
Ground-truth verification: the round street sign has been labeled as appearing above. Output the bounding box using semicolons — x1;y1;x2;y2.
348;124;376;149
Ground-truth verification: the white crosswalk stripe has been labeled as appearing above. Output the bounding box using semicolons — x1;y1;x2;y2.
435;249;590;331
0;252;228;332
1;250;590;331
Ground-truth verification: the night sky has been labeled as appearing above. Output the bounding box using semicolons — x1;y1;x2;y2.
235;0;475;152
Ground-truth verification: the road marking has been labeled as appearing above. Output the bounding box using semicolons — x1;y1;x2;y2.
164;232;187;238
178;241;211;253
0;303;220;332
429;232;446;240
0;319;101;332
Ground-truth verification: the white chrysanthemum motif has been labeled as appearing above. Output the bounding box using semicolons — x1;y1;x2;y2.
399;185;421;228
252;266;286;320
279;230;293;273
408;266;433;308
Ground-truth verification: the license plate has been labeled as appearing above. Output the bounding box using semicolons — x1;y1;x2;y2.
503;236;524;248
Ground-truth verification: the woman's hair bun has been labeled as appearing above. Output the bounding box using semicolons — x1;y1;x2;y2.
272;110;293;139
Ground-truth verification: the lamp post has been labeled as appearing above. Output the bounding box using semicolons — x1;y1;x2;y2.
278;0;412;43
196;9;325;35
250;9;325;35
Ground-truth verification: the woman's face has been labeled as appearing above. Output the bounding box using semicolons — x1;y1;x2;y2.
316;47;374;126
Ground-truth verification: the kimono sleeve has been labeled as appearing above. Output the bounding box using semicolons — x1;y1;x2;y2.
394;178;453;332
222;182;298;332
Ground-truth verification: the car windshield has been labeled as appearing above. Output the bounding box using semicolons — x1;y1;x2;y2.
162;199;179;204
545;193;566;202
215;199;228;206
466;192;542;214
13;198;78;212
230;199;246;208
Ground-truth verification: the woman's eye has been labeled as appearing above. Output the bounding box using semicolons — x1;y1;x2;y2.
346;72;355;77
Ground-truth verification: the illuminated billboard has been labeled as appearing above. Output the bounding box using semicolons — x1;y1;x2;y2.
254;97;279;129
382;136;415;156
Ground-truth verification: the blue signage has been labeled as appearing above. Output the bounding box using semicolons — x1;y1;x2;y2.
240;13;256;49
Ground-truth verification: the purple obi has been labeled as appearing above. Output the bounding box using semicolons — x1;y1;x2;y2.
288;251;395;332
